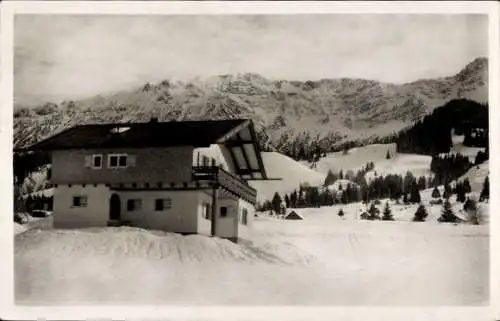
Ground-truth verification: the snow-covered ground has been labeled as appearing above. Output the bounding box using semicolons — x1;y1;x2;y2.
14;223;28;235
249;152;326;203
15;215;53;235
15;193;489;306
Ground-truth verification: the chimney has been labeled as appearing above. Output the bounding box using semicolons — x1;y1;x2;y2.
150;117;158;123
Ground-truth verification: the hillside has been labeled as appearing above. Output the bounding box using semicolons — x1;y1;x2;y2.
311;143;398;174
457;160;489;192
306;143;431;180
249;152;326;203
14;57;488;158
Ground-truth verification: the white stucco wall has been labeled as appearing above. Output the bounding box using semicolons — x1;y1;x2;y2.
237;198;255;241
115;190;199;233
53;183;253;241
216;197;240;238
197;191;212;236
53;184;111;228
193;144;232;171
196;190;240;239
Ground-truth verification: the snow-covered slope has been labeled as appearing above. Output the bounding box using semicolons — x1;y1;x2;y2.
364;154;432;181
250;152;325;202
312;143;398;174
457;160;489;192
311;143;432;180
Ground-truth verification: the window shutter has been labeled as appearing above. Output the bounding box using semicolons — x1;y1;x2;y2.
84;156;92;168
129;155;136;167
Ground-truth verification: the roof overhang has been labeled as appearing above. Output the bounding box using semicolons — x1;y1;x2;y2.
216;120;268;180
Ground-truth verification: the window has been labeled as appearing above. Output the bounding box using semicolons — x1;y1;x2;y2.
127;199;142;211
108;154;128;168
92;154;103;169
118;155;127;167
72;195;87;207
155;198;172;211
220;206;228;218
241;208;248;225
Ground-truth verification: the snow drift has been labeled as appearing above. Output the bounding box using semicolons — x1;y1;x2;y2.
15;207;489;306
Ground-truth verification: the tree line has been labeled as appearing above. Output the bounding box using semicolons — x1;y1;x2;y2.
260;169;433;213
430;148;488;186
396;99;488;155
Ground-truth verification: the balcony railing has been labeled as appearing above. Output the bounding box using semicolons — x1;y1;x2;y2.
192;166;257;204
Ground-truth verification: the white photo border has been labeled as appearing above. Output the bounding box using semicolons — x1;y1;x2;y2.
1;1;498;320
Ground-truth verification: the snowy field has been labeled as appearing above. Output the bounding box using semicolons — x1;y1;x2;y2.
15;195;489;306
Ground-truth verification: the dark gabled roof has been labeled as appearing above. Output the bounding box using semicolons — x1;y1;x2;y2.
22;119;249;151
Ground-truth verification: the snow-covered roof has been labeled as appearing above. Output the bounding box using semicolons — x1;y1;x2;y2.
284;210;304;220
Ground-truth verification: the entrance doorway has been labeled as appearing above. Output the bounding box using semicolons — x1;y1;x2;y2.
109;193;121;221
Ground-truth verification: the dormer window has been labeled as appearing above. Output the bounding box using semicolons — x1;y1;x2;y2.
110;126;130;134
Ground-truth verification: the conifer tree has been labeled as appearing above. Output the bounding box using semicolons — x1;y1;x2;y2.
284;194;291;208
413;204;428;222
271;192;283;214
368;202;380;220
324;170;337;187
455;183;466;203
382;201;394;221
464;197;480;225
402;193;408;204
361;187;369;204
463;178;472;193
409;182;421;203
438;198;459;223
341;190;348;204
417;176;427;190
443;183;451;199
431;186;441;198
290;190;298;208
480;176;489;202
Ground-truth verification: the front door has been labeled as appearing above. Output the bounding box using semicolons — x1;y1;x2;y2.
109;193;121;221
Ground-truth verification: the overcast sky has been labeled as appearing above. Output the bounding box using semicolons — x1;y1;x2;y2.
14;14;488;106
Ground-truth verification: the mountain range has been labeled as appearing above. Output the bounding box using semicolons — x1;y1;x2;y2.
14;57;488;158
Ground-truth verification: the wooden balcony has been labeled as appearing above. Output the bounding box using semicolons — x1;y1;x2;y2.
192;166;257;205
